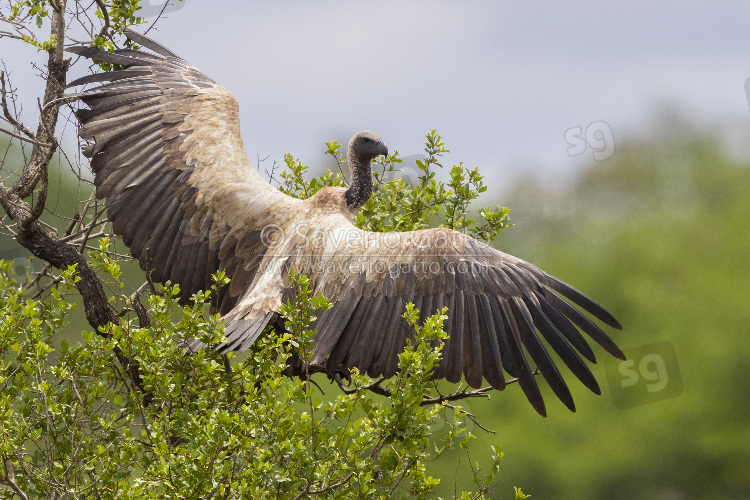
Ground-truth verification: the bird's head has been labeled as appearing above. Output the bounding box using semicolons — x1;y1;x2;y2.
344;131;388;210
349;130;388;163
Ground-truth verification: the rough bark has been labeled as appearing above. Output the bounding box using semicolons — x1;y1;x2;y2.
0;1;146;398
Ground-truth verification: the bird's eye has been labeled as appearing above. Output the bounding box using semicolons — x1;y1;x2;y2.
363;137;372;143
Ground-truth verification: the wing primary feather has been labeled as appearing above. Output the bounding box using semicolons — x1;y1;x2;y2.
533;290;596;363
117;159;173;245
66;46;156;66
235;313;277;351
511;297;576;412
76;93;160;122
478;295;506;390
162;218;189;282
350;295;388;373
442;290;464;383
81;97;160;131
407;294;426;347
433;295;449;379
542;273;623;329
349;295;387;372
114;48;163;61
188;228;212;296
169;239;195;301
134;194;180;262
219;313;275;353
312;294;361;365
382;320;407;378
86;113;161;157
66;68;152;88
368;295;405;378
175;234;203;293
150;210;183;280
327;296;372;372
106;157;170;228
498;299;546;416
418;294;434;328
95;132;164;194
463;293;483;388
123;29;181;58
542;286;626;360
488;297;517;377
139;196;183;279
522;294;600;394
90;120;163;177
184;236;210;298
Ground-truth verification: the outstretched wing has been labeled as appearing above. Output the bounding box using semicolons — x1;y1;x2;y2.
69;31;623;416
268;213;623;416
67;30;300;322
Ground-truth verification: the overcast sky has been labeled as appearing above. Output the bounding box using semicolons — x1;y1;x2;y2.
4;1;750;186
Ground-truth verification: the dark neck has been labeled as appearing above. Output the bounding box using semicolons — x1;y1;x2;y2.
344;153;373;211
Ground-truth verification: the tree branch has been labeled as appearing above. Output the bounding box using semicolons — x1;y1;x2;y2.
1;71;36;140
1;457;30;500
9;3;67;214
332;368;540;434
0;127;52;147
0;1;149;404
94;0;110;39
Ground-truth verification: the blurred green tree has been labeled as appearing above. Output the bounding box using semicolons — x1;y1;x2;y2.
444;116;750;499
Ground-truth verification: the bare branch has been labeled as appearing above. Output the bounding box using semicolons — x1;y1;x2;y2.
0;30;26;41
331;368;541;434
1;71;36;139
291;471;355;500
0;127;52;147
1;457;30;500
129;281;152;329
143;0;176;35
439;402;496;434
93;0;110;39
7;6;67;216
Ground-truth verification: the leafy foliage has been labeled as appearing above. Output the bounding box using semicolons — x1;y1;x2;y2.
277;130;510;241
0;253;517;498
8;0;161;53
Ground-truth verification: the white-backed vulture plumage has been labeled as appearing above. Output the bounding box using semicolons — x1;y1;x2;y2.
67;30;624;416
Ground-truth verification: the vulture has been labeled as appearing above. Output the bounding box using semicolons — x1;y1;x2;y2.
66;30;624;416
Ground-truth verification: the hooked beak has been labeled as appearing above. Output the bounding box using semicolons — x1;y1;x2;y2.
376;140;389;158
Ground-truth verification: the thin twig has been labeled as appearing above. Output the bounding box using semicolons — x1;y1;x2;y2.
1;457;30;500
0;127;52;147
143;0;175;35
93;0;110;39
1;71;36;139
291;471;355;500
0;30;26;41
440;402;496;434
